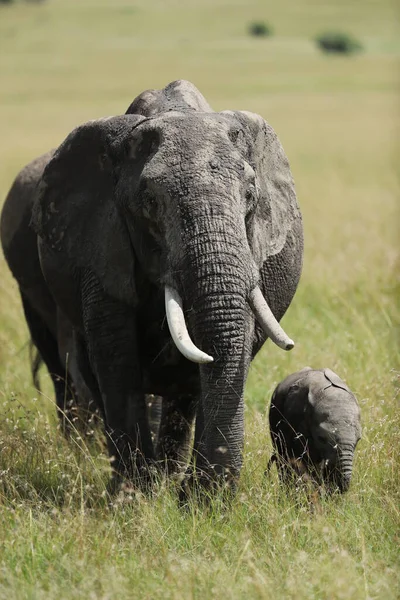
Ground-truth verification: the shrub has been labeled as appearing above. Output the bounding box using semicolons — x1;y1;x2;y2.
248;21;273;38
316;32;363;54
0;0;47;3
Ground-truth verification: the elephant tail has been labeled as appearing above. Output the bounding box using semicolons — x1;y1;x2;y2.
20;292;49;393
29;341;43;391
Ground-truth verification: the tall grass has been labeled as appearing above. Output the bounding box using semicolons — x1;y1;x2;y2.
0;0;399;598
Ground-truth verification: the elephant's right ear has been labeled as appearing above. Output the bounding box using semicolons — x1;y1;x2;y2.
322;368;353;394
31;114;146;304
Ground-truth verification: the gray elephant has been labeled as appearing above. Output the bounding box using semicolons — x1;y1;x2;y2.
1;151;162;440
0;150;100;434
268;367;361;492
29;79;303;495
1;151;103;433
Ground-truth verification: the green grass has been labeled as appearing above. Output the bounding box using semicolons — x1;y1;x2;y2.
0;0;399;598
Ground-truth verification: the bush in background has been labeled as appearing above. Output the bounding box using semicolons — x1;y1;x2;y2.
316;32;363;54
248;21;273;38
0;0;46;3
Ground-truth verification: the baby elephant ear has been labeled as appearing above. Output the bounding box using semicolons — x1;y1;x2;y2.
224;110;302;264
276;380;311;429
323;368;353;394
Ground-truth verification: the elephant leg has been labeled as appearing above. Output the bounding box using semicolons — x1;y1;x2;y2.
272;434;297;485
155;394;197;475
57;311;99;434
190;400;207;472
81;280;154;490
20;291;74;435
146;395;162;443
73;332;105;425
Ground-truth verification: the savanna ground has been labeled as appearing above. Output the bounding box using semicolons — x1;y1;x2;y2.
0;1;399;598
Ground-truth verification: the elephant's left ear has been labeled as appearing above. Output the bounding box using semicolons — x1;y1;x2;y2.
224;110;302;263
323;368;354;395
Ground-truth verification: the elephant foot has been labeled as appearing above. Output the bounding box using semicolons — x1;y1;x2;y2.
106;471;124;497
107;453;160;497
57;390;102;440
106;478;151;506
155;455;189;479
178;466;238;507
66;401;103;439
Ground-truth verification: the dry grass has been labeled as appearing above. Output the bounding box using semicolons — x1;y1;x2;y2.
0;0;399;598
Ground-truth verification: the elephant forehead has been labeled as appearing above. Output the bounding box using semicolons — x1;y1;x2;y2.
147;112;233;151
324;386;358;406
309;372;357;402
142;115;245;187
318;393;360;421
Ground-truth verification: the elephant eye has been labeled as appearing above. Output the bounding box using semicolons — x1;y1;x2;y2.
139;187;158;219
244;184;258;232
245;183;258;209
245;187;256;203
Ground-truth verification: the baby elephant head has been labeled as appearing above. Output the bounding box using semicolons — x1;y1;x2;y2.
268;367;361;493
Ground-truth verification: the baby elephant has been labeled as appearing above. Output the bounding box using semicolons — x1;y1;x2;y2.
268;367;361;493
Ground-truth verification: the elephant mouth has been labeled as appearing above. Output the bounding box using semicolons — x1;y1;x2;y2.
164;284;294;364
324;475;350;494
320;461;351;494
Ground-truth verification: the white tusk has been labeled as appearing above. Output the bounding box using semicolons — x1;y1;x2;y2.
165;286;214;364
249;287;294;351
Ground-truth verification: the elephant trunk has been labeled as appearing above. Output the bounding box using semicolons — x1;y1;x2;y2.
177;221;251;482
336;447;354;492
193;279;248;480
322;444;355;493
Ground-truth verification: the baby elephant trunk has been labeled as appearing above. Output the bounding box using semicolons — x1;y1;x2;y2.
336;447;354;493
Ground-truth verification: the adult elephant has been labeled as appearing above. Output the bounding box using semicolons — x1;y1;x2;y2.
1;151;160;437
32;80;303;494
0;150;97;434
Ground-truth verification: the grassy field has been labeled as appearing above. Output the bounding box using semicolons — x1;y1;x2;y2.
0;0;399;598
